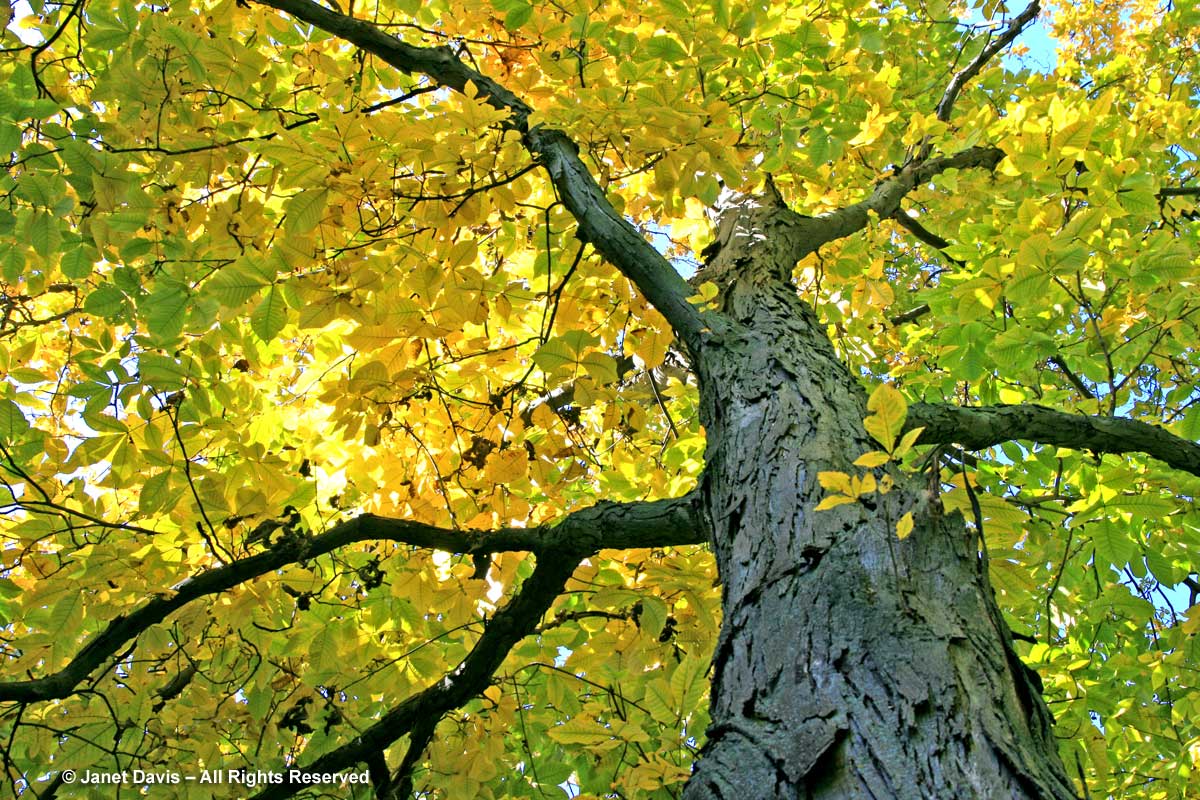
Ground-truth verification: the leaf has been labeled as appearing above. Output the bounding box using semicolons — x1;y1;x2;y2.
60;246;96;279
895;511;914;541
689;281;719;307
645;36;687;62
1091;520;1136;567
284;189;328;234
251;287;288;342
84;284;128;318
531;330;598;378
504;2;532;29
145;279;190;343
815;494;857;511
547;716;616;748
209;261;271;306
864;384;907;452
139;354;191;391
642;677;677;725
483;448;528;483
139;470;173;516
817;471;853;495
853;451;890;468
892;427;924;459
0;400;30;441
670;655;706;712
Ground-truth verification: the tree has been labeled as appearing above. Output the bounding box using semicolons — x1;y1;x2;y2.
1;0;1198;795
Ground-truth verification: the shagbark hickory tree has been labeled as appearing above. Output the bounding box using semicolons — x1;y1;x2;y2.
1;0;1199;796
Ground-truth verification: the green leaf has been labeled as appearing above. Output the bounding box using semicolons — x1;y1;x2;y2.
645;36;688;62
504;2;532;29
1179;403;1200;441
251;287;288;341
84;284;128;318
284;189;328;234
28;211;61;258
59;245;95;279
532;330;598;378
641;677;677;725
139;470;173;516
670;655;706;712
1091;519;1136;567
209;260;271;307
546;716;616;748
48;592;84;635
145;278;190;343
139;353;191;391
0;400;30;441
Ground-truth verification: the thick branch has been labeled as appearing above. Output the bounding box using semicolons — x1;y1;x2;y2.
0;493;702;703
249;547;583;800
795;146;1005;256
936;1;1041;122
908;403;1200;478
252;0;705;349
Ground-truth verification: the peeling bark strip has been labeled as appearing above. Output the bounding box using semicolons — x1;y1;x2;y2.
682;195;1077;799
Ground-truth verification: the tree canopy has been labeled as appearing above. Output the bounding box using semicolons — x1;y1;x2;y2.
1;0;1199;796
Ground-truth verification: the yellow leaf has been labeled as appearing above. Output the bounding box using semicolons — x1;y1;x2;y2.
689;281;719;308
892;426;924;459
864;383;907;452
817;470;853;495
815;495;857;511
853;450;891;468
484;448;529;483
896;511;914;541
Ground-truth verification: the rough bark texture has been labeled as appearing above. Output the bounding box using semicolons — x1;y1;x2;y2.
683;196;1078;799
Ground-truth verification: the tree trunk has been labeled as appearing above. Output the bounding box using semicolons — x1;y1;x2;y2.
683;197;1078;799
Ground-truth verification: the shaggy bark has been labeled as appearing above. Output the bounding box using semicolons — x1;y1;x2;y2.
682;195;1078;799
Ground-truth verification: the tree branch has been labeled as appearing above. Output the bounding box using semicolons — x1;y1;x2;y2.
935;1;1041;123
0;493;703;703
249;547;584;800
251;0;705;349
890;210;965;266
888;303;932;326
383;714;438;799
795;146;1005;256
907;403;1200;478
1047;355;1097;400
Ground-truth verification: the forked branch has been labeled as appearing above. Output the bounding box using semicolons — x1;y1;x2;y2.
0;493;703;704
793;146;1005;257
935;1;1041;123
249;548;585;800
